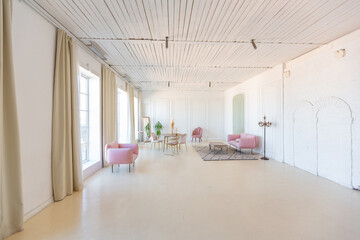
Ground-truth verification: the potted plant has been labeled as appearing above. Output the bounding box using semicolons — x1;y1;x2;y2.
154;121;164;137
144;122;150;139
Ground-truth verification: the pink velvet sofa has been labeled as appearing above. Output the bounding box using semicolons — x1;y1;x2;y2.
105;142;139;173
227;134;257;153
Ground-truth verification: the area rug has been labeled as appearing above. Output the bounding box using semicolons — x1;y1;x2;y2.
193;145;260;161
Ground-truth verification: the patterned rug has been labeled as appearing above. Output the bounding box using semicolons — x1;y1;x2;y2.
193;145;260;161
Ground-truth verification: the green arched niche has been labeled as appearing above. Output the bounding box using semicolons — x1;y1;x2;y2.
233;94;244;134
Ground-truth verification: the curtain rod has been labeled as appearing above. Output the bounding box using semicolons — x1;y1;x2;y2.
23;0;138;91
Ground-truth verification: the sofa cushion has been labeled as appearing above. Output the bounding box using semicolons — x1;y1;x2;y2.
108;140;118;148
228;134;257;149
228;141;240;148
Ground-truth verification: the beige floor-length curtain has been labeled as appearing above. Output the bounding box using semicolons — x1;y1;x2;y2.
0;0;24;238
127;84;136;143
102;66;117;165
52;29;83;202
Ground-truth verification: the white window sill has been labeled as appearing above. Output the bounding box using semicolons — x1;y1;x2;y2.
83;160;102;180
82;160;99;170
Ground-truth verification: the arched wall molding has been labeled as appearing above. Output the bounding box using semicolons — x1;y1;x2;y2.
292;97;356;189
314;97;353;122
292;101;318;169
315;97;354;188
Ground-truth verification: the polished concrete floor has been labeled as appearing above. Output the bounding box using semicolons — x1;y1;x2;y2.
8;142;360;240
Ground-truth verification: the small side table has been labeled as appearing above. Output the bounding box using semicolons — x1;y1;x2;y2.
209;142;229;153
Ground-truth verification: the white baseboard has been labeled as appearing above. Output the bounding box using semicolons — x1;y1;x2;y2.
24;197;53;222
23;161;102;222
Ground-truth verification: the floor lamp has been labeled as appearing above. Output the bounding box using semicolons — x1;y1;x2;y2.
258;116;272;160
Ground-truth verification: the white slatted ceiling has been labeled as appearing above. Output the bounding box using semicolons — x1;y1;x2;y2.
99;41;315;66
33;0;360;90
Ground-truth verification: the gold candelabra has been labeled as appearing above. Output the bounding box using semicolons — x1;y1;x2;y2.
258;116;272;160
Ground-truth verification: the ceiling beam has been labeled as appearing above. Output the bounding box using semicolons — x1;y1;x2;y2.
110;65;271;69
80;38;325;46
137;81;244;84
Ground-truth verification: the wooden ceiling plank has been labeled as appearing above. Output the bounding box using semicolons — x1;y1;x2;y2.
88;0;117;37
79;0;111;38
109;42;134;66
43;0;89;37
205;0;230;41
210;0;238;41
142;0;157;38
249;0;295;41
192;0;207;41
226;0;265;41
105;0;133;37
238;0;281;40
309;8;360;43
274;0;341;42
196;0;214;41
199;0;219;41
67;0;99;37
117;0;141;38
219;0;250;41
132;0;153;38
291;1;360;43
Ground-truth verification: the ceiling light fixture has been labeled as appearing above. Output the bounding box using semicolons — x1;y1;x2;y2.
334;49;345;59
86;42;107;60
165;36;169;49
283;69;291;78
251;39;257;50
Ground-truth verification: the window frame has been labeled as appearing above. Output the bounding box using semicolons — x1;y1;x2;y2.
79;72;90;164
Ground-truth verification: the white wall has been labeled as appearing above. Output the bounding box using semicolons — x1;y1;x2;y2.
142;91;225;140
12;0;109;220
284;30;360;189
79;47;101;77
224;65;284;161
12;0;56;220
225;29;360;189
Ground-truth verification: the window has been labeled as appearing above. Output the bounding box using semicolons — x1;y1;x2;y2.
79;67;100;166
79;72;90;164
117;88;128;143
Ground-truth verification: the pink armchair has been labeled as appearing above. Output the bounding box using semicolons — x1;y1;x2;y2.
192;127;203;142
105;141;139;173
227;134;257;153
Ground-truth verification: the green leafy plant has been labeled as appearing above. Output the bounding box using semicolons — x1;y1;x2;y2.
144;123;150;139
154;121;164;137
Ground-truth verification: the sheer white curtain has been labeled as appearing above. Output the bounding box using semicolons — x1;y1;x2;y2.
51;29;83;202
0;0;24;238
127;84;136;143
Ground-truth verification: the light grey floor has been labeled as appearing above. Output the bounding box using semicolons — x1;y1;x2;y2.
8;142;360;240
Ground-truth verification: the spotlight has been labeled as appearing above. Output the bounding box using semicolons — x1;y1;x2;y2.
251;39;257;50
167;81;170;87
209;82;212;87
165;36;169;49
